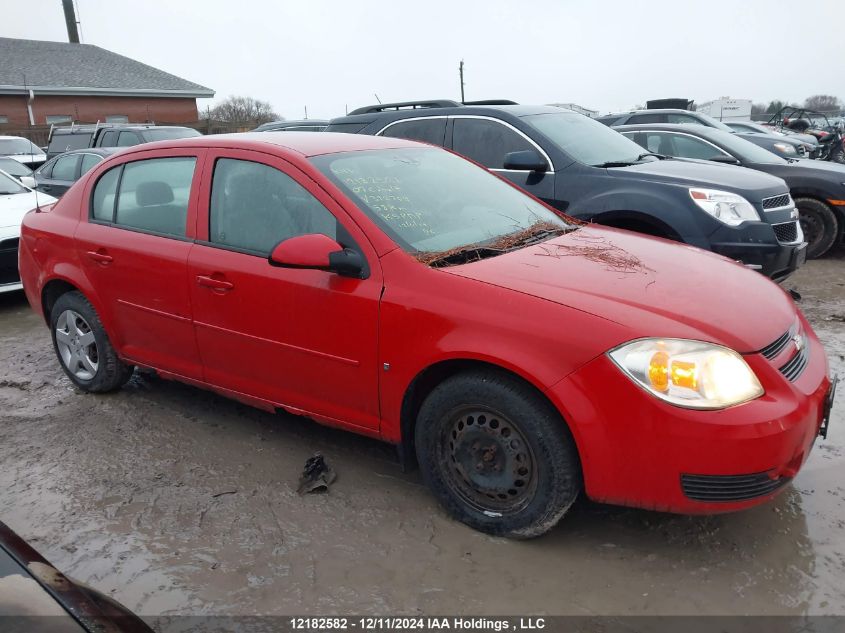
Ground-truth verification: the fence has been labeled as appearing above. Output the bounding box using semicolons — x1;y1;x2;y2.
2;120;255;147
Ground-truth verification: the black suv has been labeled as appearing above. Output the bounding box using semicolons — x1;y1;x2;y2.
46;123;201;159
326;100;806;281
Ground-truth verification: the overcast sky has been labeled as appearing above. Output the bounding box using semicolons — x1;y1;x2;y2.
4;0;844;119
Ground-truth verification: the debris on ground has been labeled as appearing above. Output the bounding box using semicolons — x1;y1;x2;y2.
297;453;337;495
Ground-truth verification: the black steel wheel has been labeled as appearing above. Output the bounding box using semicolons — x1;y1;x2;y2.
795;197;839;259
415;370;581;538
441;407;539;516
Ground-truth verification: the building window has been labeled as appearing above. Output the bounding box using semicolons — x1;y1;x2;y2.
0;116;8;124
45;115;73;125
106;115;129;123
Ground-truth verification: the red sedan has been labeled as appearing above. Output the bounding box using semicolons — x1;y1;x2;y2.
18;133;836;538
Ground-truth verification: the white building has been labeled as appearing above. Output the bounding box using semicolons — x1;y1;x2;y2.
548;103;599;118
696;97;752;121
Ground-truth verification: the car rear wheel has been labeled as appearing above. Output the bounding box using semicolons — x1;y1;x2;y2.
415;370;581;538
50;291;133;392
795;197;839;259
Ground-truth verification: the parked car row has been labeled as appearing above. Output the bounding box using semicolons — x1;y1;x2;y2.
16;130;837;538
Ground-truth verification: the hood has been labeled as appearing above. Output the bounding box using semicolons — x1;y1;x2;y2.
0;191;56;233
611;159;788;199
446;226;796;353
4;153;46;164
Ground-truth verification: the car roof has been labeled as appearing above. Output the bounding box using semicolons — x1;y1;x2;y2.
329;103;563;125
614;123;725;137
50;147;119;157
115;131;428;158
0;135;34;140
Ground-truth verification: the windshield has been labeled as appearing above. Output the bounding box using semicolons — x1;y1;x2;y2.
312;147;572;256
0;158;32;177
703;128;788;164
144;128;201;141
0;138;41;156
0;170;27;194
524;111;650;167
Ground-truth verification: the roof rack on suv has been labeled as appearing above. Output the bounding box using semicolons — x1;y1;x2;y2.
461;100;519;106
347;100;462;115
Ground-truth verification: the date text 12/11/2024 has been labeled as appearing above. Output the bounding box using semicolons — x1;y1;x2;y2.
289;618;547;631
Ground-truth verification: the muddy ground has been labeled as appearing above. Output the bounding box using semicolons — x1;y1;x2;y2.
0;251;843;618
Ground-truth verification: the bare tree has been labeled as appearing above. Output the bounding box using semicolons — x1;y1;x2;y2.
751;102;768;116
206;96;281;126
803;94;842;112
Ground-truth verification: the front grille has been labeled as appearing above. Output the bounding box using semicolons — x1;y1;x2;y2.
759;325;795;360
797;145;806;156
779;335;810;381
0;240;20;286
772;221;798;243
681;472;790;502
762;193;792;210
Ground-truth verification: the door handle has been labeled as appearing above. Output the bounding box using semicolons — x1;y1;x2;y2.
196;275;234;291
86;250;113;264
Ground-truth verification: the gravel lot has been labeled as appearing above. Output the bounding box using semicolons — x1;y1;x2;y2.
0;251;843;617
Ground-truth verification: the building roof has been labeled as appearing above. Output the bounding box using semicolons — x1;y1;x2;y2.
0;37;214;99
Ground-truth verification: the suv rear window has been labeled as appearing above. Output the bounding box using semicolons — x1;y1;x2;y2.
48;132;92;154
380;118;447;146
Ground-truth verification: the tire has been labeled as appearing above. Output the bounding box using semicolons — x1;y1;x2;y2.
415;370;581;539
831;144;845;165
795;197;839;259
50;291;133;392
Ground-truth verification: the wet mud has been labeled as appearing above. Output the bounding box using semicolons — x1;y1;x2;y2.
0;250;843;616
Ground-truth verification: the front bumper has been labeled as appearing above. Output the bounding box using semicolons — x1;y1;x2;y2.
708;221;806;282
549;319;831;514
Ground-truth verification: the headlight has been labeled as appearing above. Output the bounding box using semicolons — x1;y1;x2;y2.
608;338;764;410
688;188;760;226
773;142;798;156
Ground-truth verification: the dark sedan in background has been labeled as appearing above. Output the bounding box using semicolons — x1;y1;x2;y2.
617;123;845;258
251;119;329;132
599;109;814;159
21;148;117;198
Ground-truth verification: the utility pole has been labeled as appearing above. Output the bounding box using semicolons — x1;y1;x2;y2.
62;0;81;43
459;60;465;103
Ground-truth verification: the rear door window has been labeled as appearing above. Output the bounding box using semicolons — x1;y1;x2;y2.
380;118;448;146
117;131;141;147
111;157;197;236
209;158;337;255
666;134;728;160
51;154;80;181
99;130;119;147
451;118;535;169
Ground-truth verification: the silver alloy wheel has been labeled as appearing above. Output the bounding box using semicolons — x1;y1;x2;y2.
55;309;99;380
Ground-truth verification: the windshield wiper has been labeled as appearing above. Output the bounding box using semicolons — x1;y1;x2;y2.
637;152;666;160
502;227;571;250
594;160;637;168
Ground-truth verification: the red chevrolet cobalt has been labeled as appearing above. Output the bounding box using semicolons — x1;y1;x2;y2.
18;133;836;538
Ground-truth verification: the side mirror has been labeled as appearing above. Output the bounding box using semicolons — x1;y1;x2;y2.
19;175;37;188
503;150;548;172
269;233;366;278
709;155;740;165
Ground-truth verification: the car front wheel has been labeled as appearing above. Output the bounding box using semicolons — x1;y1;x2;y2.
795;197;839;259
50;291;133;392
415;370;581;538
